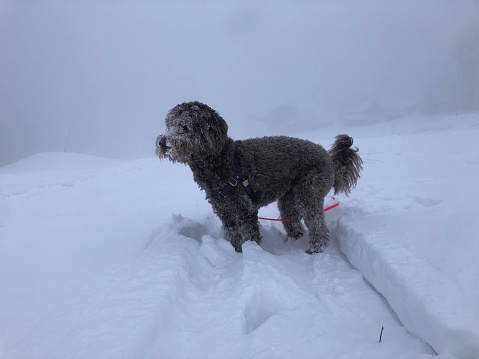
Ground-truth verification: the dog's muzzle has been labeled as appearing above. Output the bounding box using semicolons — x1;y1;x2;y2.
155;135;170;158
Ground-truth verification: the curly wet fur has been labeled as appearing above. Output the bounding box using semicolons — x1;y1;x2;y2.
156;101;363;254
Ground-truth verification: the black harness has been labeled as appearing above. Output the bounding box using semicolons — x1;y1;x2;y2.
212;155;255;201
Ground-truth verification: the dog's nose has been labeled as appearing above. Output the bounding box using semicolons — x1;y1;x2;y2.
156;135;169;149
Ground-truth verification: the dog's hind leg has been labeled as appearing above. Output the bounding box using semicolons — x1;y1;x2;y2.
295;171;334;254
278;190;304;240
303;205;330;254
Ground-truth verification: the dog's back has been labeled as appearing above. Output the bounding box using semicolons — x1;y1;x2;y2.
234;136;334;207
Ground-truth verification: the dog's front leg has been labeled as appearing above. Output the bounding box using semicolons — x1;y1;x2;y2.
223;223;247;252
212;202;261;252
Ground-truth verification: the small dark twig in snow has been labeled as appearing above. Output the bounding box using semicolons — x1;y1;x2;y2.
379;326;384;343
64;110;77;152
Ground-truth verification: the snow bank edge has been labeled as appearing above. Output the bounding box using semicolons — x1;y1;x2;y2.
334;217;479;359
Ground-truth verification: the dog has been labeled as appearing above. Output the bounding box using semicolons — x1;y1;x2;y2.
156;101;362;254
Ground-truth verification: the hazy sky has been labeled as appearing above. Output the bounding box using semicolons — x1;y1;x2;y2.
1;0;478;165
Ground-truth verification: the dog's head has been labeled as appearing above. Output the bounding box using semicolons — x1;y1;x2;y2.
155;101;229;164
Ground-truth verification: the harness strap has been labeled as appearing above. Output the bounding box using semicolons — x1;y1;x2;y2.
212;155;255;201
233;156;255;199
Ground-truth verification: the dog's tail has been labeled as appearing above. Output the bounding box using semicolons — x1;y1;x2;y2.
329;134;363;195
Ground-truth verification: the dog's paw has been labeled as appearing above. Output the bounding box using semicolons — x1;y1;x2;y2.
306;242;327;255
285;227;304;240
282;221;304;240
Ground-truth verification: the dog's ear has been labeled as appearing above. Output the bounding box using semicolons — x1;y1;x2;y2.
187;102;228;154
204;116;228;154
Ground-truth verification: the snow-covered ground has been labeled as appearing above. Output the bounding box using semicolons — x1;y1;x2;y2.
1;113;478;358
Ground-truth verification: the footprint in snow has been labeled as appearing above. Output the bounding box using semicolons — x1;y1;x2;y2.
243;284;284;334
200;235;236;269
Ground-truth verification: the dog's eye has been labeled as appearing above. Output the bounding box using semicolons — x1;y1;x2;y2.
181;125;189;133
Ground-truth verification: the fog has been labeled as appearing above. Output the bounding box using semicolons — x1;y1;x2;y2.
1;0;478;165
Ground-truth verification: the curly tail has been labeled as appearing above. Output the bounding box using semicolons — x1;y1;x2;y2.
329;134;363;195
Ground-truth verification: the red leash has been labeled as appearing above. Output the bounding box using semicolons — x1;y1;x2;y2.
258;197;340;223
323;201;340;212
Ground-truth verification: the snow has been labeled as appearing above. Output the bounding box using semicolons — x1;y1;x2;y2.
1;113;479;358
335;113;479;358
